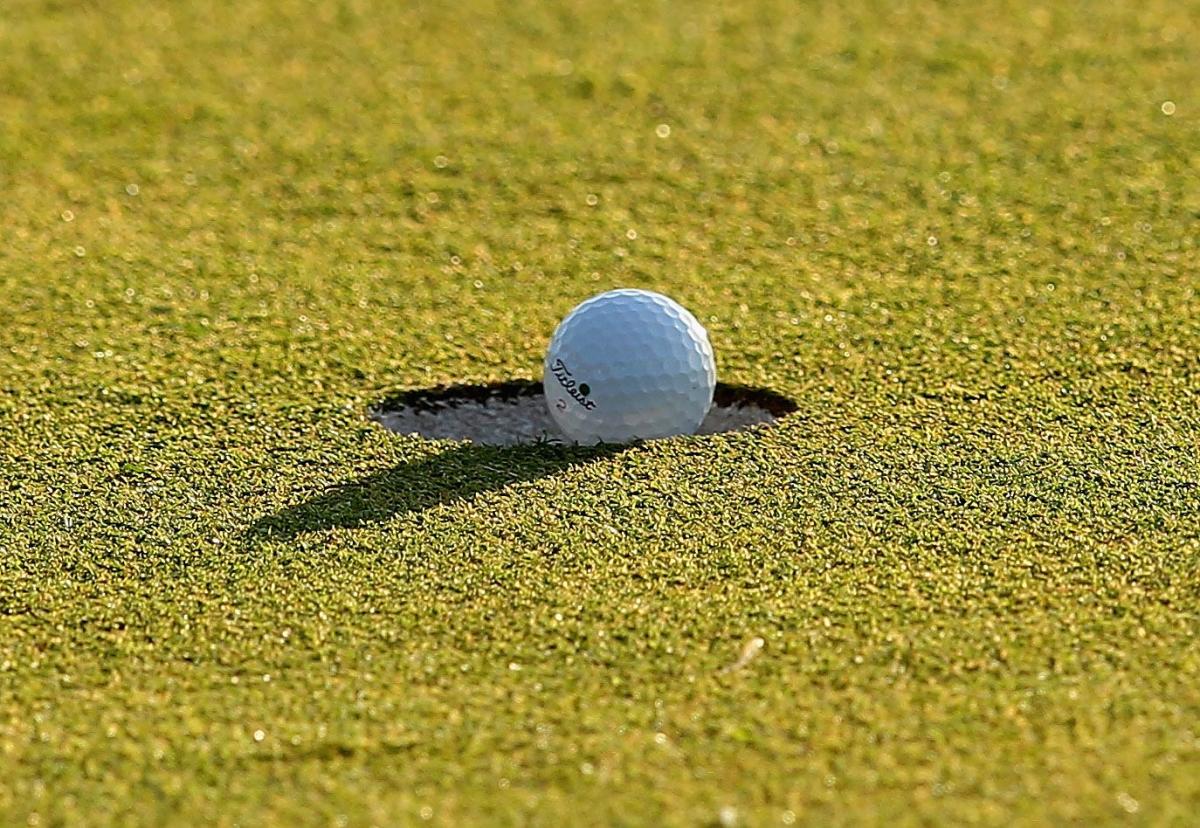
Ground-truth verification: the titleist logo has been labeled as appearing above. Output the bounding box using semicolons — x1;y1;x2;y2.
550;358;596;410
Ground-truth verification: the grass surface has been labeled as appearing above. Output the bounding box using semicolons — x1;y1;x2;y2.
2;0;1199;824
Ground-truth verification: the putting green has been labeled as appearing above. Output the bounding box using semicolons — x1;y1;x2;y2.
2;0;1198;824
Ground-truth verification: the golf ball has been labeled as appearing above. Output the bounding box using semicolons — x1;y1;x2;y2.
543;289;717;444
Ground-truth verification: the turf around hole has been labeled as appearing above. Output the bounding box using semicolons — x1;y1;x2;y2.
1;0;1198;824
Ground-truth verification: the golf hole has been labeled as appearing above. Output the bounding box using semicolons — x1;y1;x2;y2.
372;380;797;446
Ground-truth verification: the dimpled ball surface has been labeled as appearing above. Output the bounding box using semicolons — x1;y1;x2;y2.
543;289;717;444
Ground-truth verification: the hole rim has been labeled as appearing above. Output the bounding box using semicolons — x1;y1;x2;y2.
371;379;798;445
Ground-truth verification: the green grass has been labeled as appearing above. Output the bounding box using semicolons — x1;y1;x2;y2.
2;0;1199;823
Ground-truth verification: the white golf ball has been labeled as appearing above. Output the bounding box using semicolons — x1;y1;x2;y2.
543;289;717;444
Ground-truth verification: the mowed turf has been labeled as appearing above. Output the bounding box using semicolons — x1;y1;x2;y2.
2;0;1198;823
